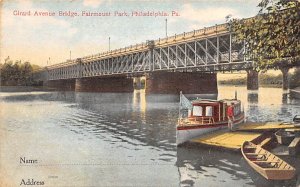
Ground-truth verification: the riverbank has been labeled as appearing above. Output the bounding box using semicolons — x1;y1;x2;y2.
0;86;46;92
219;74;284;88
218;69;300;89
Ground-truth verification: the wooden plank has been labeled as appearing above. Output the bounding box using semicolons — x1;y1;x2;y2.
236;122;299;131
259;137;272;147
279;163;287;169
244;145;256;149
288;137;300;156
245;153;267;156
286;128;300;132
253;161;279;163
191;130;262;149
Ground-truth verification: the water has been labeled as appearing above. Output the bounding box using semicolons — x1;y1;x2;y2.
0;86;299;186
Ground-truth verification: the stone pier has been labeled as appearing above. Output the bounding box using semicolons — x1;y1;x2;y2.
145;72;218;94
44;79;75;91
246;69;259;90
75;76;134;92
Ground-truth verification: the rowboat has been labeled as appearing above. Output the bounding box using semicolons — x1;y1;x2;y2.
290;87;300;99
241;141;296;180
177;92;245;145
275;129;295;145
293;115;300;124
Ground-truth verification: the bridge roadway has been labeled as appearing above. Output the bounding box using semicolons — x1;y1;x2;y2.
33;23;255;82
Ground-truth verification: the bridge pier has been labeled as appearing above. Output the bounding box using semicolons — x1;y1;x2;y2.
280;67;289;90
145;72;218;94
246;69;259;90
44;79;75;91
75;76;134;92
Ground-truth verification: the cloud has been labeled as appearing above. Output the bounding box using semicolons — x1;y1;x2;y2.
180;4;240;25
83;0;104;8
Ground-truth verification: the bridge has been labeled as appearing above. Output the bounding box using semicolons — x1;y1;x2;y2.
32;21;279;94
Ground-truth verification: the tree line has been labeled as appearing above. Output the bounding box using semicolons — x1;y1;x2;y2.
0;57;40;86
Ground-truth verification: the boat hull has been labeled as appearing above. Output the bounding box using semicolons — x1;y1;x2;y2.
176;113;245;145
275;129;295;145
176;124;224;145
242;141;296;180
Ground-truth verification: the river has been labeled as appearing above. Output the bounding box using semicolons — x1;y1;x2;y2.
0;86;299;186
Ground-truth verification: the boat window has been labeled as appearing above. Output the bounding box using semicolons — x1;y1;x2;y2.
206;106;213;116
193;106;202;116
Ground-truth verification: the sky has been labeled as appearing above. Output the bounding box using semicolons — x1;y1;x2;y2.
1;0;261;67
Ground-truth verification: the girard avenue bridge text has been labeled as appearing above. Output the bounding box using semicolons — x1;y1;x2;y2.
13;10;179;17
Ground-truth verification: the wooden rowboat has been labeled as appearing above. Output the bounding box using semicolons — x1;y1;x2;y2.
275;129;295;145
241;141;296;180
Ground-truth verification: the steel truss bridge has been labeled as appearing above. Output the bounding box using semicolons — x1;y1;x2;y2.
33;23;255;81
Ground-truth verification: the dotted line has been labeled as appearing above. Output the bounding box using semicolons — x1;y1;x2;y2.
43;186;168;187
19;163;174;166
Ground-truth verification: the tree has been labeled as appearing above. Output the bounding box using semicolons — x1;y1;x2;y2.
0;58;37;86
1;59;14;84
230;0;300;70
13;60;21;83
21;61;33;84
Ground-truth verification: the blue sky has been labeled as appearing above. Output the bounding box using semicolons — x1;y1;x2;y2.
1;0;261;66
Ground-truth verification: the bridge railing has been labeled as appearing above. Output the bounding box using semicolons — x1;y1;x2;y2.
81;42;149;62
45;23;230;68
154;23;228;46
47;59;78;70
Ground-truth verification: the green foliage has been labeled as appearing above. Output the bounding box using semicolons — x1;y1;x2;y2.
219;78;246;85
230;0;300;70
0;58;38;86
290;68;300;88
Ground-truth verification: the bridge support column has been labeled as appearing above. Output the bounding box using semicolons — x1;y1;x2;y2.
43;79;75;91
246;69;259;90
280;67;289;90
145;72;218;94
75;76;134;92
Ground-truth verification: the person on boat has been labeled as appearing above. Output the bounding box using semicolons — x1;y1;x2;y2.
227;103;235;131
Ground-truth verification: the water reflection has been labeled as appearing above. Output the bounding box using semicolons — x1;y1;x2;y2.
133;89;146;116
70;91;178;151
247;92;258;104
282;93;288;104
176;144;299;187
176;145;255;186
